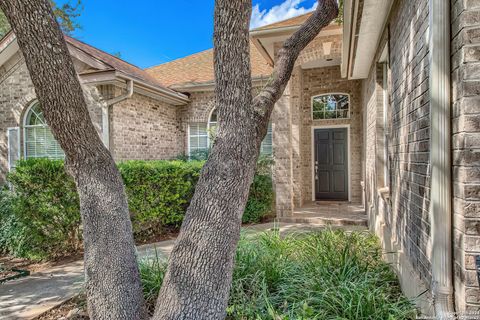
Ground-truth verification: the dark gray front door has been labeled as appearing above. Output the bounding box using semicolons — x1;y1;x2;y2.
314;128;348;201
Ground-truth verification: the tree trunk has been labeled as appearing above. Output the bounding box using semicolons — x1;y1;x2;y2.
2;0;338;318
153;1;338;319
0;1;146;319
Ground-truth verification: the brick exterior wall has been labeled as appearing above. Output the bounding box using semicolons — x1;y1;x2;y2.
110;89;183;161
176;91;216;157
362;0;434;311
271;31;363;216
451;0;480;312
0;55;183;184
0;56;102;184
0;54;35;185
272;65;364;216
301;66;363;204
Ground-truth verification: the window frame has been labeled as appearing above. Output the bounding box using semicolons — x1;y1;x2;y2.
7;127;20;170
311;93;351;121
188;107;274;157
23;101;65;160
187;122;209;158
207;107;217;148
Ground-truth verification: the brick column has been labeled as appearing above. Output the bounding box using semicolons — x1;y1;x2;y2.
272;81;294;218
290;67;303;208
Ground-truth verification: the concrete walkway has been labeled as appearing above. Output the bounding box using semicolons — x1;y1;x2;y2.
0;222;366;319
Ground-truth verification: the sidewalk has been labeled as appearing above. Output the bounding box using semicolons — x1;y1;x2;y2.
0;222;365;319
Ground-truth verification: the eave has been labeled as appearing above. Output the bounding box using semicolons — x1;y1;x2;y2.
342;0;394;79
80;69;190;105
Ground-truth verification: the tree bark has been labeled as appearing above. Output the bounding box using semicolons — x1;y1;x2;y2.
0;1;146;319
153;1;338;319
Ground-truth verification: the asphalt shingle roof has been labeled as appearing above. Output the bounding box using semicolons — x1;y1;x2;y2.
146;42;272;88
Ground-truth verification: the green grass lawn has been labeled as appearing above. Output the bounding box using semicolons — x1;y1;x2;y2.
139;229;417;320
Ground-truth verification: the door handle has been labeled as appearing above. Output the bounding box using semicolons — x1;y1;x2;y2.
315;161;318;180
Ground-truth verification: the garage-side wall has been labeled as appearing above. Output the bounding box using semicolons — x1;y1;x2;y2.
362;0;433;314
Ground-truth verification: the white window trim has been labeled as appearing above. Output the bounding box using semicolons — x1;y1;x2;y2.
22;101;65;160
23;100;39;159
187;123;209;157
207;107;217;149
311;93;351;121
7;127;20;171
188;107;274;157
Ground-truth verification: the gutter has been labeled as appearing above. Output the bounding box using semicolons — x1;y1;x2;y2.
429;0;455;317
341;0;353;78
102;79;134;149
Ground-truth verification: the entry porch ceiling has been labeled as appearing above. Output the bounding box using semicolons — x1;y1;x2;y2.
342;0;394;79
250;24;343;70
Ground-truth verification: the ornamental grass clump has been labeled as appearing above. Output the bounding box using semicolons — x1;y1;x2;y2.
140;229;417;319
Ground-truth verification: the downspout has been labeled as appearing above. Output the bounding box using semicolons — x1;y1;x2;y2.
102;79;134;149
429;0;454;317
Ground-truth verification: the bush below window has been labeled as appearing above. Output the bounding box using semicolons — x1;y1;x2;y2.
0;159;274;260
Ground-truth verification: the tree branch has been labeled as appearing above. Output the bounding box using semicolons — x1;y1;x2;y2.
253;0;339;128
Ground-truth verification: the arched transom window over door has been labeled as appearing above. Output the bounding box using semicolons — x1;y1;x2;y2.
24;102;65;159
312;94;350;120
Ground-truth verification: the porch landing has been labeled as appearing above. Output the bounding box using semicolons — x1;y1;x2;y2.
279;202;368;227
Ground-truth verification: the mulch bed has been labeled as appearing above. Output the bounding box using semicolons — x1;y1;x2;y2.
0;267;30;283
0;253;84;275
34;294;88;320
0;227;180;276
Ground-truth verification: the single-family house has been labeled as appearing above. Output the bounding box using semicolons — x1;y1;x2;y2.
0;0;478;315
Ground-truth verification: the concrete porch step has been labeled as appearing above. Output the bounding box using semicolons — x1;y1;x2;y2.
278;202;368;227
278;215;368;227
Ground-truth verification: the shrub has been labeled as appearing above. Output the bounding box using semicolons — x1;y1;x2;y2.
4;159;81;260
138;229;417;319
243;174;274;224
118;160;203;237
0;188;24;256
1;158;274;260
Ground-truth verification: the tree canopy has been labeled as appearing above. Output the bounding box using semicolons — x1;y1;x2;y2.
0;0;82;38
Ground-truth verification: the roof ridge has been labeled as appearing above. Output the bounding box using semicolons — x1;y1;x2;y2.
145;47;213;70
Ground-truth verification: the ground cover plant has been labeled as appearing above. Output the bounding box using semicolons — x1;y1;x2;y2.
139;229;417;320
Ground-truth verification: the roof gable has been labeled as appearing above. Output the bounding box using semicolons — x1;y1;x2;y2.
0;31;188;104
65;36;167;90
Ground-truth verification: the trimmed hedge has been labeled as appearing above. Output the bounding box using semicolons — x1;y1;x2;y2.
0;159;274;260
1;159;81;260
119;160;203;239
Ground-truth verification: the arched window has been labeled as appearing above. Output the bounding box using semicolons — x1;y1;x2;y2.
312;94;350;120
24;102;64;159
208;108;217;131
188;108;273;157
